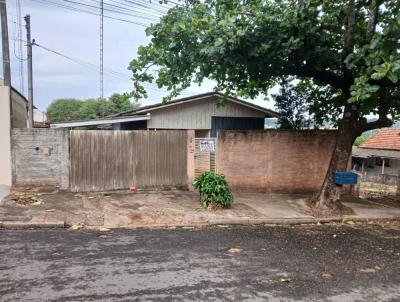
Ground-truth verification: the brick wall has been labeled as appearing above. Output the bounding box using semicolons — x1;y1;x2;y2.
217;130;337;193
12;129;70;190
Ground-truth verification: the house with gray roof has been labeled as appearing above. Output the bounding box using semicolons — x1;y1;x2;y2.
113;92;278;137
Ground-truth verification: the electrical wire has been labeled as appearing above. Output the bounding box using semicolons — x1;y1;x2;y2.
86;0;165;18
30;41;195;95
100;0;103;98
61;0;160;21
114;0;170;15
29;0;151;26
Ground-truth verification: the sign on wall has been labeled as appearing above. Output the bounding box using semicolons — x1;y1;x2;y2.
199;139;215;153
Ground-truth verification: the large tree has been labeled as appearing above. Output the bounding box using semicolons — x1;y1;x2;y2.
46;98;82;123
271;78;333;129
129;0;400;215
47;94;139;123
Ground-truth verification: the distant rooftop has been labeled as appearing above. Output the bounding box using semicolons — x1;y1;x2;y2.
360;128;400;151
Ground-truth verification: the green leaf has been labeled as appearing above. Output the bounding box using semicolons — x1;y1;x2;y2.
387;72;398;83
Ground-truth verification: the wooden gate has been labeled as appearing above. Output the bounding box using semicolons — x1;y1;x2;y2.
70;130;188;192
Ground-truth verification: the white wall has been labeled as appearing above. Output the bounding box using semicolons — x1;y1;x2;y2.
363;157;400;176
0;85;12;187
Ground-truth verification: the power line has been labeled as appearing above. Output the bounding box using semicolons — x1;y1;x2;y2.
30;41;195;95
110;0;169;15
86;0;165;18
61;0;160;21
29;0;150;26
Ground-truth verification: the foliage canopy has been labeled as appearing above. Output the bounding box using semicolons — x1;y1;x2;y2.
130;0;400;132
130;0;400;212
47;93;139;123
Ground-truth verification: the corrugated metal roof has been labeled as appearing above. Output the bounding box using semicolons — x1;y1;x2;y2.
352;146;400;159
50;114;150;128
115;92;279;118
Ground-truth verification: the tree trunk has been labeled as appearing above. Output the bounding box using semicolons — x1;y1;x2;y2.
313;106;359;216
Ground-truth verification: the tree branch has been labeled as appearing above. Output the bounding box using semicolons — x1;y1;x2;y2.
296;64;351;91
369;78;399;88
366;0;380;43
357;88;393;132
361;117;392;131
343;0;356;59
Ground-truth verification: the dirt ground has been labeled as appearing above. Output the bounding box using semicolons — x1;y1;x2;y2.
1;187;400;229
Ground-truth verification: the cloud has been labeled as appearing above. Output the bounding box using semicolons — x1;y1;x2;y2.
2;2;277;111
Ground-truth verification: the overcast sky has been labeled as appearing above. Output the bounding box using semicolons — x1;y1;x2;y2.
0;0;276;111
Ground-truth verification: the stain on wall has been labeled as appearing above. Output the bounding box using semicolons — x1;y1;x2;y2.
217;130;337;193
12;129;70;189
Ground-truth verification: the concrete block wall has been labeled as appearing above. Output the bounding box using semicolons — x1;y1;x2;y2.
12;129;70;190
217;130;337;193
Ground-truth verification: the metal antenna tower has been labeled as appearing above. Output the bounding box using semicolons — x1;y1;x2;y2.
100;0;104;99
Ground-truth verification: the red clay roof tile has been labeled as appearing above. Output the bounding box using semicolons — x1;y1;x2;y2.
361;128;400;151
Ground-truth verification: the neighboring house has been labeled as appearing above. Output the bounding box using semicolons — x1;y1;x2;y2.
50;92;279;137
114;92;278;137
352;128;400;184
0;79;33;128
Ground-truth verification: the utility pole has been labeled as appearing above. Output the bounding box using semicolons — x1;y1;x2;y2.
0;0;11;87
0;0;12;129
0;0;13;187
25;14;34;128
100;0;104;99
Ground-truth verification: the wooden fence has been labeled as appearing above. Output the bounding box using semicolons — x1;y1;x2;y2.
70;130;188;192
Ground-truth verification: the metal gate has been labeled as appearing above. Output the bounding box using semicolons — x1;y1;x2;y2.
194;138;216;177
70;130;188;192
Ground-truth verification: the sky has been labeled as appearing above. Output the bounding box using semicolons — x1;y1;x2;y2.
0;0;276;112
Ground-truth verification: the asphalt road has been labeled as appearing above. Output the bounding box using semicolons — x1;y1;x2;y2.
1;224;400;302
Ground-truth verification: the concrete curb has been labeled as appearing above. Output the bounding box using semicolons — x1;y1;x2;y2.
0;220;65;229
99;216;400;230
1;216;400;230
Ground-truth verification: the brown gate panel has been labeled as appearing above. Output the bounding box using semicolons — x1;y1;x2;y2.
70;131;136;192
70;130;187;192
135;130;188;188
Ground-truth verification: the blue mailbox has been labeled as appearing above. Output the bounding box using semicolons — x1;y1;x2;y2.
333;172;358;185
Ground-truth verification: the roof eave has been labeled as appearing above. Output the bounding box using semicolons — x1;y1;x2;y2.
133;92;279;117
50;113;150;129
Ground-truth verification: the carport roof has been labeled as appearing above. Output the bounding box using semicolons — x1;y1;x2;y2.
50;114;150;129
352;146;400;159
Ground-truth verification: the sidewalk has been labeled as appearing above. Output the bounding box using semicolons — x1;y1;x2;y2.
1;189;400;229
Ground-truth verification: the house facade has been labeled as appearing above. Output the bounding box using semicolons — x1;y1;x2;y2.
113;92;278;137
352;128;400;184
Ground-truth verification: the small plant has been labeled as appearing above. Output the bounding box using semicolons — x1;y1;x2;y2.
193;172;234;208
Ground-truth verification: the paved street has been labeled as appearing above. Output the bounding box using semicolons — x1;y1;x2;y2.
1;223;400;301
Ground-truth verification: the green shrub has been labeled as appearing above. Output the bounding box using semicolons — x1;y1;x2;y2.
192;172;234;208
